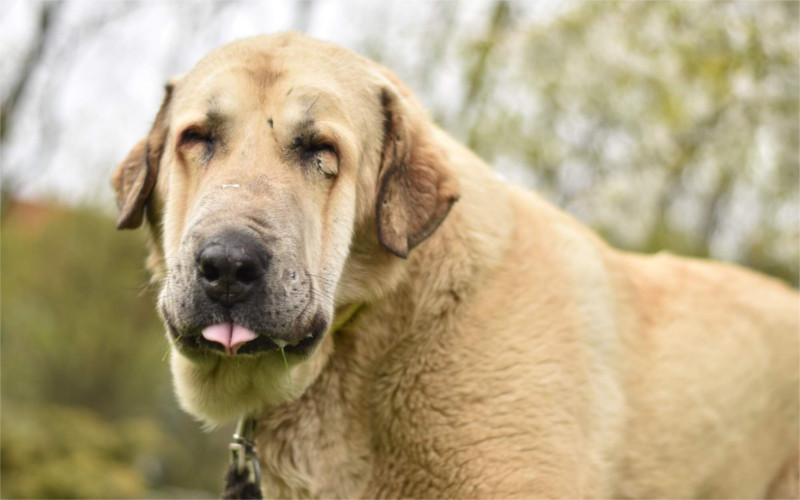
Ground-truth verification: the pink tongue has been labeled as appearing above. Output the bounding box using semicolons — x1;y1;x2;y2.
201;323;258;355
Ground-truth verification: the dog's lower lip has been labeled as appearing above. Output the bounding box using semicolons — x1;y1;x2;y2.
165;313;325;356
170;325;321;356
282;329;322;356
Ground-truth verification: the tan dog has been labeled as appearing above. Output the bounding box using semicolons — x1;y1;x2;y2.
112;32;799;498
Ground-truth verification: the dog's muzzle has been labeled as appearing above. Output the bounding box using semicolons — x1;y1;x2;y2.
192;229;267;354
163;225;329;357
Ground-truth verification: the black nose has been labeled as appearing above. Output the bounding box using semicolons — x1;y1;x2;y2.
196;230;267;306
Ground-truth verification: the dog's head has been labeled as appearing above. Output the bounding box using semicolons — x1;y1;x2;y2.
112;33;458;423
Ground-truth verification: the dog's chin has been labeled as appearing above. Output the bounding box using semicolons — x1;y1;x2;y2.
162;305;333;424
169;329;334;425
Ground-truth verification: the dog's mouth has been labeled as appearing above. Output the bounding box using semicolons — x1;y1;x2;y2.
166;315;327;358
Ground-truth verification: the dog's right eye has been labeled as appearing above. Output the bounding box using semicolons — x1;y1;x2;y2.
178;127;216;162
180;129;211;143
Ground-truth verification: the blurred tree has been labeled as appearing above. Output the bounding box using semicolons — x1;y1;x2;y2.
0;2;60;141
1;201;229;498
2;405;163;498
1;202;165;414
453;1;799;285
461;1;515;151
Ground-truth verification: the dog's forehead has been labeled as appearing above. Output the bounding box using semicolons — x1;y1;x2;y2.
189;35;360;87
173;37;367;122
174;57;282;112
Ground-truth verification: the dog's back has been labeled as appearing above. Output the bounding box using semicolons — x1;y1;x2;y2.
456;179;800;497
611;252;799;497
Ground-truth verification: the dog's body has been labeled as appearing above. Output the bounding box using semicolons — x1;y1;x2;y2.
113;33;799;498
252;129;799;498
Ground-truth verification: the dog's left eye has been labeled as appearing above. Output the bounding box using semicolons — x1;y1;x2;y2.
301;144;338;179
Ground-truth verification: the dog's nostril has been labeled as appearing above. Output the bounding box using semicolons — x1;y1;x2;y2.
200;260;221;282
235;261;259;284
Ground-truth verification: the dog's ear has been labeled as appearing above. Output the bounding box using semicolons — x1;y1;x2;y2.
111;77;179;230
376;87;459;258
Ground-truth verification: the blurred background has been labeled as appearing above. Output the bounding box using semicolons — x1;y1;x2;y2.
1;1;797;497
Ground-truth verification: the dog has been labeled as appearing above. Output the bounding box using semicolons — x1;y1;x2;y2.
112;32;799;498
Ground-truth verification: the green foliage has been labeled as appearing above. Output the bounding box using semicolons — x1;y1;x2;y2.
438;2;799;286
1;204;164;414
1;203;228;498
2;405;160;498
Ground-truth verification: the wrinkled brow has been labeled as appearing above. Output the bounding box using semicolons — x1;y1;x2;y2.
292;88;346;120
280;89;345;151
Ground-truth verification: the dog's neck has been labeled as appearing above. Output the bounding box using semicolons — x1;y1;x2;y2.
254;134;516;498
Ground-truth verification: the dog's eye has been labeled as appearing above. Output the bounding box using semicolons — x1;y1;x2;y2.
178;127;216;162
179;127;213;145
301;144;338;179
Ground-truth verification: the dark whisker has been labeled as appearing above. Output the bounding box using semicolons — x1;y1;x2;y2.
308;286;337;308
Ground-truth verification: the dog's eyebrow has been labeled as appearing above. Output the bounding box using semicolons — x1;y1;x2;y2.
206;109;225;127
204;95;226;126
201;99;230;139
293;88;342;114
289;117;319;150
203;90;235;118
303;95;320;115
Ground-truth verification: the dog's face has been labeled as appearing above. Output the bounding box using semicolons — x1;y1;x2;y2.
112;33;457;423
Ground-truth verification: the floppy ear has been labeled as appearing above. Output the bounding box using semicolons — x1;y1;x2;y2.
376;87;459;258
111;78;178;230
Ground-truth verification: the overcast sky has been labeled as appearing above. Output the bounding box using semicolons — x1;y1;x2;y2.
1;1;566;209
